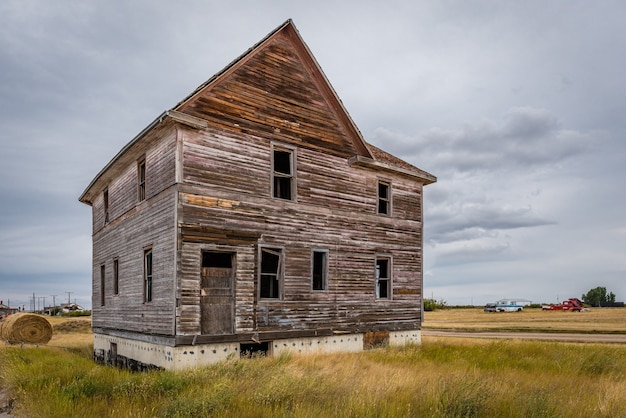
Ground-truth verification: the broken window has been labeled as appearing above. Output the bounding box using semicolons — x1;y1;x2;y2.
100;264;106;306
260;247;282;298
312;249;328;291
113;258;119;295
144;248;152;302
272;148;294;200
375;257;391;299
103;188;109;224
378;181;390;215
138;158;146;202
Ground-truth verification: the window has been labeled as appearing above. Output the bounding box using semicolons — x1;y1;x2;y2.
103;188;109;224
113;258;119;295
312;250;328;291
260;247;282;298
375;257;391;299
272;148;294;200
378;181;390;215
138;159;146;202
143;248;152;302
100;264;106;306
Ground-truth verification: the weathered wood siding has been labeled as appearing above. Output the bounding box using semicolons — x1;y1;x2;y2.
176;124;424;336
91;127;178;335
177;30;363;159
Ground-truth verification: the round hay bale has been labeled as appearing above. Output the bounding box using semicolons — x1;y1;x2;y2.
0;313;53;344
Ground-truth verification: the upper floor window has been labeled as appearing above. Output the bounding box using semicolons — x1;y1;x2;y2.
103;188;109;224
312;249;328;291
143;248;153;303
260;247;283;299
272;147;294;200
138;158;146;202
375;256;391;299
377;181;391;215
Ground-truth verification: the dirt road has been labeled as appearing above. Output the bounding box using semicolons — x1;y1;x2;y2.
423;329;626;343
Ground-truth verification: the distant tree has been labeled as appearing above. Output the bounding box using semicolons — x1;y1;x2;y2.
581;287;616;307
423;298;447;311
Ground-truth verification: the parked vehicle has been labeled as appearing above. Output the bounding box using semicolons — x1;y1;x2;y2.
496;301;524;312
542;298;585;312
484;303;497;312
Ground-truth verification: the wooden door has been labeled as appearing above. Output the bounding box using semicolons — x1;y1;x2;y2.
201;252;235;335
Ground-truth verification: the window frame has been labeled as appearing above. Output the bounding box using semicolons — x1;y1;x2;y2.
137;158;146;202
375;255;392;300
113;258;119;295
377;180;391;215
103;187;109;224
311;249;329;291
143;247;153;303
100;264;106;306
258;245;284;299
271;143;296;201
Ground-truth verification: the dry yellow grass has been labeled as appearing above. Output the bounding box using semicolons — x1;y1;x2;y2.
424;307;626;333
0;315;92;348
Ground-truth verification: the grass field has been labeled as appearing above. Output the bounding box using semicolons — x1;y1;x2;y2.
424;307;626;333
1;311;625;417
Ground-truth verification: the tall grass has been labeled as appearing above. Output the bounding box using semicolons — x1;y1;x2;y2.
1;340;625;417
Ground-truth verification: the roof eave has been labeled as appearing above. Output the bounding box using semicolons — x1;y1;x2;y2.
348;155;437;185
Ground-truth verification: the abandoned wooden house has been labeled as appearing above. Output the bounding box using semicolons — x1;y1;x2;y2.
79;19;436;370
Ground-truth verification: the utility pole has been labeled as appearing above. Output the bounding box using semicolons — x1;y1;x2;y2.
66;292;73;305
51;295;57;315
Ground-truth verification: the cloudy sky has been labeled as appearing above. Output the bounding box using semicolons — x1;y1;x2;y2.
1;1;624;309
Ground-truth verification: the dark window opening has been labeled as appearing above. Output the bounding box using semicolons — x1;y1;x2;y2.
138;159;146;202
103;188;109;224
376;257;390;299
260;248;282;298
202;252;233;268
113;259;119;295
144;248;152;302
273;149;293;200
312;250;327;291
240;342;270;358
100;264;106;306
378;182;390;214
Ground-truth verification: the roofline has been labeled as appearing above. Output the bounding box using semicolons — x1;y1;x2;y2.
173;19;373;159
78;110;207;204
348;155;437;185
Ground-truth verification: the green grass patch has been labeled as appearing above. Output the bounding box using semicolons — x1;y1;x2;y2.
1;340;625;417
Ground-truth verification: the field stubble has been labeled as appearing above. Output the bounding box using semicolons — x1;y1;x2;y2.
423;307;626;333
1;311;625;417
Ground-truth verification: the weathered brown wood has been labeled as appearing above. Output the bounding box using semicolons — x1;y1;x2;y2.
80;20;435;358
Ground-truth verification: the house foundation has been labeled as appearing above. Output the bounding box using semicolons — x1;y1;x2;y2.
94;329;421;371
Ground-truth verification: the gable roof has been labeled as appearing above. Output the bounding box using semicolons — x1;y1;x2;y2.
174;19;373;159
80;20;435;204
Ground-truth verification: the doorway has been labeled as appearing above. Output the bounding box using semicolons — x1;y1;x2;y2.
201;251;235;335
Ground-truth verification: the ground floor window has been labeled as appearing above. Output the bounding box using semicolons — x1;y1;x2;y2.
375;256;391;299
144;248;153;302
260;247;283;299
312;249;328;290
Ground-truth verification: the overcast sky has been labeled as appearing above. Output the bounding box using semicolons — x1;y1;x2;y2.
1;1;625;310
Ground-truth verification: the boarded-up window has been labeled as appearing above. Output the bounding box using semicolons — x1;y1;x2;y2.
144;248;152;302
260;247;282;298
273;149;294;200
312;250;328;291
376;257;391;299
138;159;146;202
100;264;106;306
378;181;390;215
113;258;119;295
